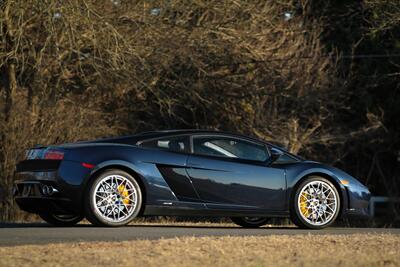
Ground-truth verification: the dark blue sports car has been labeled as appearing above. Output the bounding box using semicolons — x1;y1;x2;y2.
13;130;370;228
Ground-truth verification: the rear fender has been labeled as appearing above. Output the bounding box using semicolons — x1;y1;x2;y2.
83;159;178;207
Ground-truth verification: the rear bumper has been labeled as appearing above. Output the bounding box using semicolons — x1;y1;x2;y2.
13;180;76;214
13;160;92;215
15;197;74;214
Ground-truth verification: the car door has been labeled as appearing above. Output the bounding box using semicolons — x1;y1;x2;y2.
186;135;286;211
137;135;201;202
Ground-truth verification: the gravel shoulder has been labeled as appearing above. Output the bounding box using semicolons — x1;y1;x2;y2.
0;234;399;267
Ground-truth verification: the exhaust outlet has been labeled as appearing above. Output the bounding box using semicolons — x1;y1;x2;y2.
47;186;54;195
48;186;58;195
42;185;58;196
42;185;49;195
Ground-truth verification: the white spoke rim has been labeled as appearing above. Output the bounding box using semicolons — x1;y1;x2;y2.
298;180;338;226
93;175;138;223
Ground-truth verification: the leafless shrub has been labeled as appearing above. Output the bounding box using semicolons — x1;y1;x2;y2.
0;0;392;221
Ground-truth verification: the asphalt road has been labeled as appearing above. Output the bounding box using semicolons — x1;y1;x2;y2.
0;223;399;246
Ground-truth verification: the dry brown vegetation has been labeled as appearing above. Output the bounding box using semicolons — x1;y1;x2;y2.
1;1;399;222
0;234;399;267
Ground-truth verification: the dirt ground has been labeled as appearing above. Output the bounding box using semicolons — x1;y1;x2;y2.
0;234;399;267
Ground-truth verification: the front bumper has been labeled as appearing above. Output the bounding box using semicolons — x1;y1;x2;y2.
342;183;371;219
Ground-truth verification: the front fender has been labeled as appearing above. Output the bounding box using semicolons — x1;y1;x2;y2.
284;162;349;215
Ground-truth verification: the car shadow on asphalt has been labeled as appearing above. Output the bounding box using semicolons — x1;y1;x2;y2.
0;222;93;228
0;222;299;229
126;224;298;229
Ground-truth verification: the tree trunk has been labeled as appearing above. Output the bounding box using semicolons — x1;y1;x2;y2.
0;0;18;221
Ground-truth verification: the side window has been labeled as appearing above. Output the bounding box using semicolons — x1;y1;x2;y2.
193;136;269;162
138;136;189;153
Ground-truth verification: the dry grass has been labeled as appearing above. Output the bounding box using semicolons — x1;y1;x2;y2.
0;234;399;267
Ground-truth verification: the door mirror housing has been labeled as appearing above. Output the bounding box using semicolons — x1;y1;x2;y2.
269;149;284;163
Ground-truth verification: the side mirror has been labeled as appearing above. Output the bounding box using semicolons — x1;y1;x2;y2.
270;150;283;163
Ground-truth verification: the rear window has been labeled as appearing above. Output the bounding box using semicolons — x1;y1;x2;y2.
138;136;189;153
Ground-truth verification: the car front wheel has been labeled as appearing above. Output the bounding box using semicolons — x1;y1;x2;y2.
291;176;340;229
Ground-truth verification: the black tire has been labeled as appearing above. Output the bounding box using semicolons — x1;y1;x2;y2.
230;217;270;228
39;213;83;226
290;176;341;229
84;169;142;227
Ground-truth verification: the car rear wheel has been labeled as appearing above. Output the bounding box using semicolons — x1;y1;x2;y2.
85;169;142;227
230;217;270;228
39;213;83;226
291;176;340;229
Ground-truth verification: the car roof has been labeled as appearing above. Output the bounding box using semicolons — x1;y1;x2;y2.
81;129;302;160
134;129;265;143
90;129;267;146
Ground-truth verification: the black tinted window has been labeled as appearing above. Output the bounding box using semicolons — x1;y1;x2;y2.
193;136;268;162
139;136;189;153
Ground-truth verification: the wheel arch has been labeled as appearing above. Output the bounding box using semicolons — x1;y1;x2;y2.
82;161;148;216
290;172;348;218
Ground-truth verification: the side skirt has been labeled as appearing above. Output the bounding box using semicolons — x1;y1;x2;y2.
143;205;290;217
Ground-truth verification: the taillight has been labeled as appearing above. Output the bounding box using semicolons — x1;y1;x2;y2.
44;150;64;160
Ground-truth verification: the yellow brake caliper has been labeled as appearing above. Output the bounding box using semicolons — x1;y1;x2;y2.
300;192;309;217
118;184;130;205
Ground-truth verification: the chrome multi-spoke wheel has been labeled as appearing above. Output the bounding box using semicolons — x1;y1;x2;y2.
93;175;138;223
85;170;142;226
291;177;340;229
231;217;269;228
298;181;337;225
